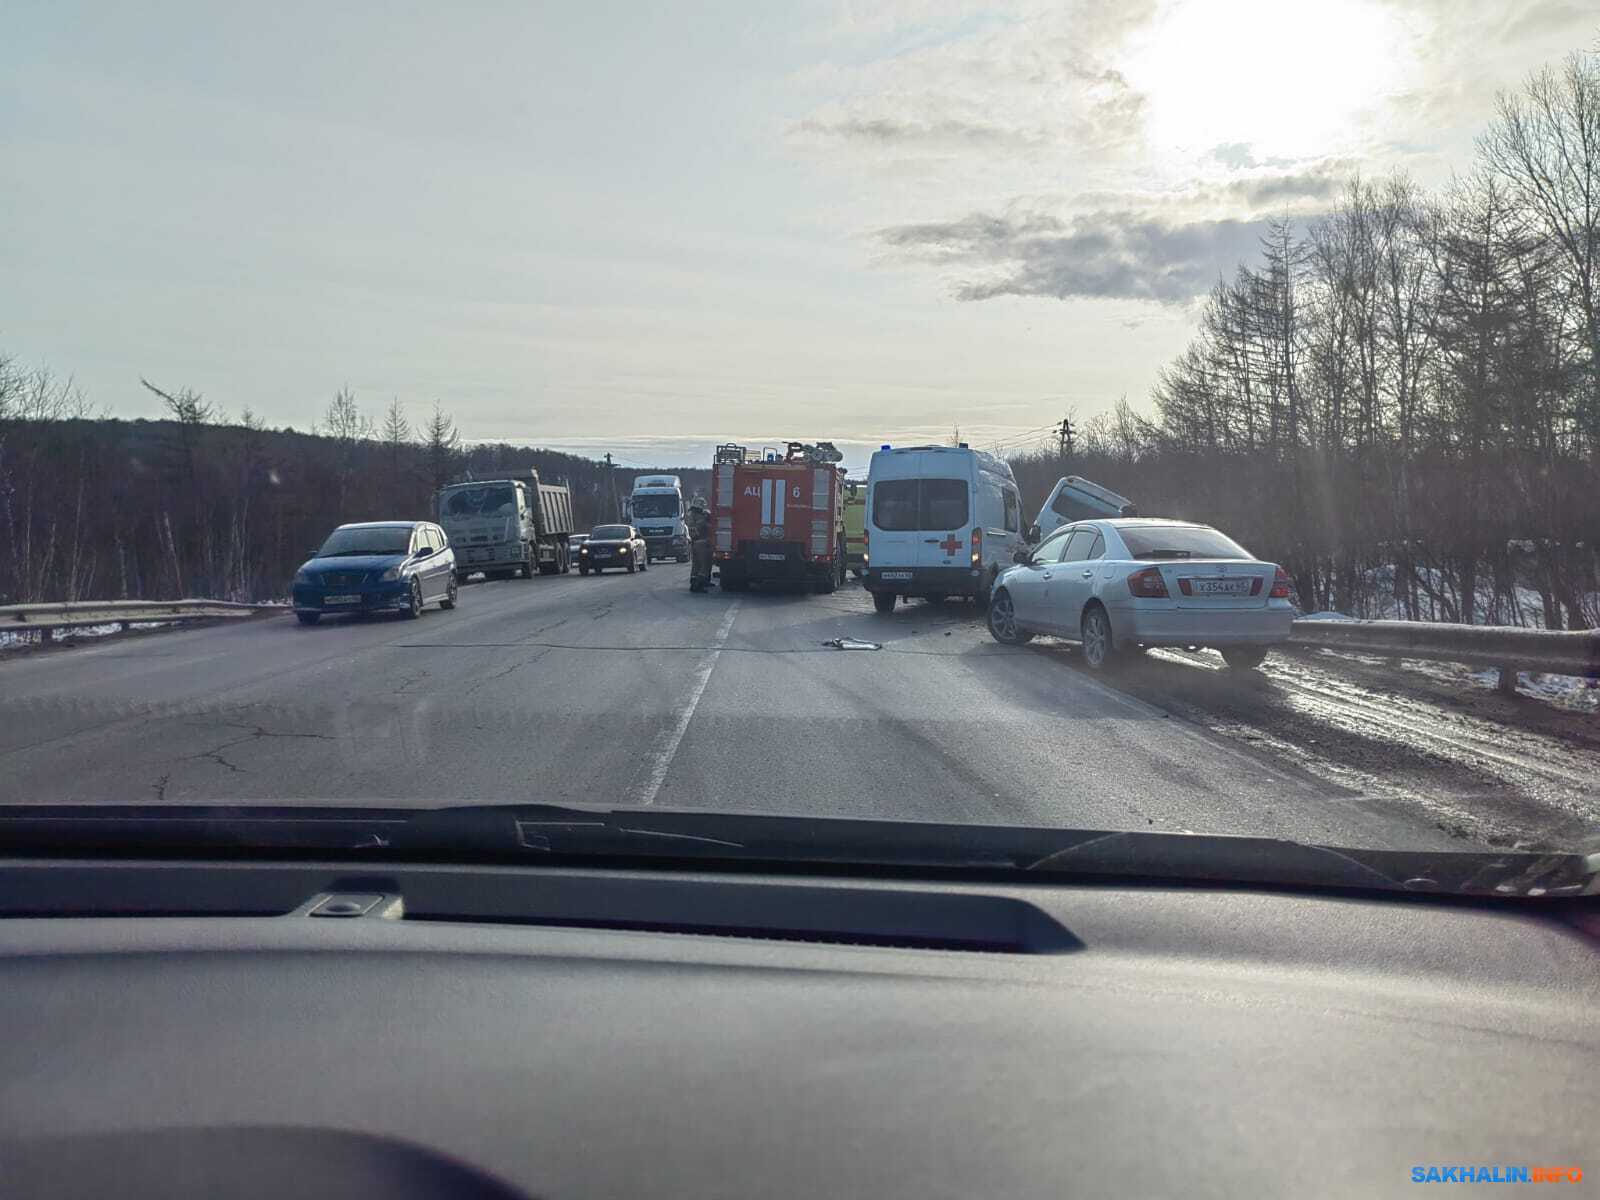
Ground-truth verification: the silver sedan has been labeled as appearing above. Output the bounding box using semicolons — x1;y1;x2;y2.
987;519;1294;669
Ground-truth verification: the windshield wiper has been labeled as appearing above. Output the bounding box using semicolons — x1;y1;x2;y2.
0;804;1595;898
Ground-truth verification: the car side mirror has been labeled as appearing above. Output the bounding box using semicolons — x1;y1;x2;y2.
414;546;433;559
1012;547;1032;565
1025;523;1041;544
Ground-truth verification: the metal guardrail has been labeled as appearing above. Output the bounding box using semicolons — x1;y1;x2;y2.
0;599;285;643
1289;618;1600;692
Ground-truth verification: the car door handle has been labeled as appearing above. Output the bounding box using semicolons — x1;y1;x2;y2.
922;538;940;544
1041;571;1052;580
1081;569;1093;578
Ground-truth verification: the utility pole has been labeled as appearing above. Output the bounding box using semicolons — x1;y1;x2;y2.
1056;417;1075;461
604;452;621;522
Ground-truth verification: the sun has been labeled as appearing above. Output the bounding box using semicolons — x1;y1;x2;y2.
1125;0;1412;168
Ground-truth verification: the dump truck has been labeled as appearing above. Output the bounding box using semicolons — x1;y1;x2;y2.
436;470;575;581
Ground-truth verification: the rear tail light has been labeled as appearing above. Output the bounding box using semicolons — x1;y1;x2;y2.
1127;567;1169;599
970;527;982;566
1269;567;1292;599
862;529;869;567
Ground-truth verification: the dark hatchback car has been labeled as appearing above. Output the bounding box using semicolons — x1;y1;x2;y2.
292;521;457;624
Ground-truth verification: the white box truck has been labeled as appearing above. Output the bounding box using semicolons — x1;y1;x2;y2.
624;474;689;563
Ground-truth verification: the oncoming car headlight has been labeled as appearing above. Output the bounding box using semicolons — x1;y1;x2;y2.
293;568;312;584
379;565;402;582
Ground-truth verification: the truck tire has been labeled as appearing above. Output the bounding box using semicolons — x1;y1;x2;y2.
872;591;896;615
296;612;320;626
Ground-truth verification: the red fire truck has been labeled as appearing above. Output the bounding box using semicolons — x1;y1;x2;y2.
711;442;847;593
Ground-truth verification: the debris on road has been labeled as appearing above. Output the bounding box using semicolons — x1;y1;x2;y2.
823;636;881;651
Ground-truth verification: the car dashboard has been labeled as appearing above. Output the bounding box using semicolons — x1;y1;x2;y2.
0;857;1596;1199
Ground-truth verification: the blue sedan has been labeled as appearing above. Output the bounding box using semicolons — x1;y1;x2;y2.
292;521;458;625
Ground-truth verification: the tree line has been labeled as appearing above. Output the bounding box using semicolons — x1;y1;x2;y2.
1013;51;1600;629
0;368;706;604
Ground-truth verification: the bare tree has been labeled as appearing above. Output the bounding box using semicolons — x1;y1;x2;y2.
1480;52;1600;450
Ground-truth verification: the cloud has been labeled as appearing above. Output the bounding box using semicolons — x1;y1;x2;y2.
877;209;1279;303
1071;159;1355;215
788;2;1154;165
790;116;1039;148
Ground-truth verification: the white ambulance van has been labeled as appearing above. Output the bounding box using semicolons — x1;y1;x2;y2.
862;445;1023;614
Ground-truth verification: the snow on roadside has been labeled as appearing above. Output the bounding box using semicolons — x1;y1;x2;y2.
0;621;173;652
1302;648;1599;712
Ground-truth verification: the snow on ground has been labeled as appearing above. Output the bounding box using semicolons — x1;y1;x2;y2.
0;621;172;651
1333;651;1600;712
1346;564;1596;628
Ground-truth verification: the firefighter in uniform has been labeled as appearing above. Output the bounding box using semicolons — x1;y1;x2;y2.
687;495;713;592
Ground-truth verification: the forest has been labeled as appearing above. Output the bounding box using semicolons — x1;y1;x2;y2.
1012;52;1600;630
0;376;707;604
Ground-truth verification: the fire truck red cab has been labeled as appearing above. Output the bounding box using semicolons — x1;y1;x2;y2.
711;442;847;593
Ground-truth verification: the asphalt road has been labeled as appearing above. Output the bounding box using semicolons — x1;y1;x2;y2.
0;564;1592;852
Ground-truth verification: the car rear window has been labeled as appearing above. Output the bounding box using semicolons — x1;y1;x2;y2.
1119;526;1250;560
872;479;969;531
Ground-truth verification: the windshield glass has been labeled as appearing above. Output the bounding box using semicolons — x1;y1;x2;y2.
1120;527;1250;560
441;485;516;517
2;2;1597;897
631;496;679;518
316;528;411;557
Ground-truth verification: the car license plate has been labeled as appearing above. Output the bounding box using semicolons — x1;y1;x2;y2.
758;553;785;561
880;570;913;581
323;594;360;605
1192;578;1250;595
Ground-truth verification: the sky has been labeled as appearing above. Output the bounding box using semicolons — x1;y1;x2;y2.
2;0;1595;472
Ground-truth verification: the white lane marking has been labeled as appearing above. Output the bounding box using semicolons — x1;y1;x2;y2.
635;597;742;806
